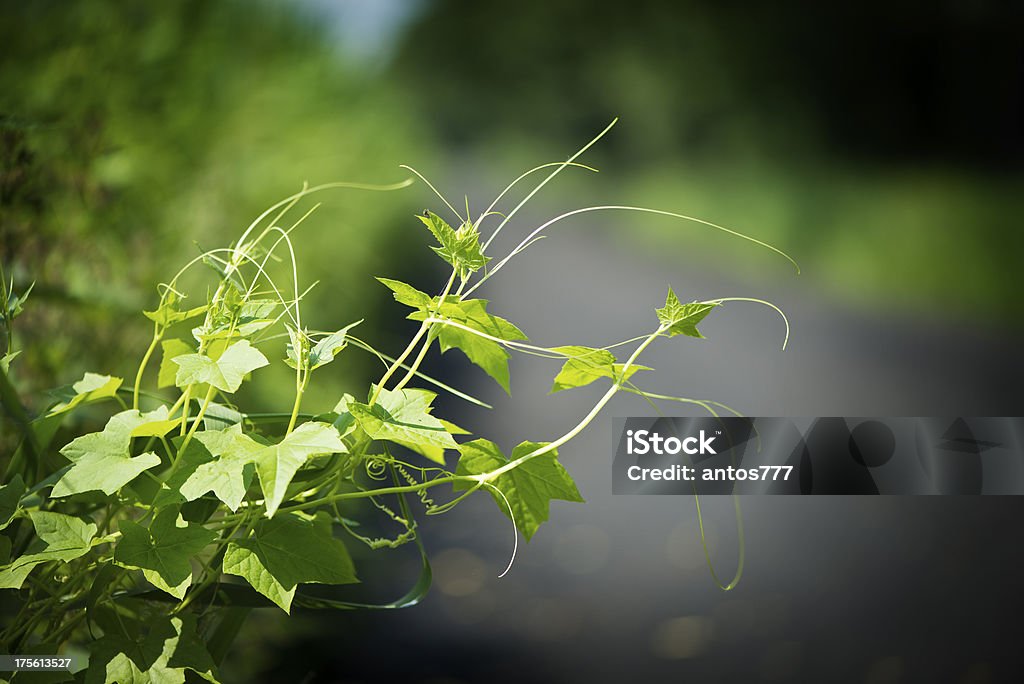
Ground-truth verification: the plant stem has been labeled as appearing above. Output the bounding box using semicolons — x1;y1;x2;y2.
370;270;456;405
479;324;665;481
391;332;433;393
286;370;307;435
133;322;162;410
176;384;216;462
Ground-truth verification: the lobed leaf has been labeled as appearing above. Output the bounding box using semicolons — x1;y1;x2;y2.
47;372;123;416
172;339;269;393
454;439;583;541
158;423;345;517
113;508;217;599
349;386;458;464
285;320;361;371
550;345;651;393
223;511;358;613
85;613;220;684
52;408;173;497
250;422;346;517
159;426;254;512
159;339;195;389
376;277;433;309
412;298;526;393
418;211;491;279
233;298;280;337
143;292;208;328
656;287;718;338
0;511;97;589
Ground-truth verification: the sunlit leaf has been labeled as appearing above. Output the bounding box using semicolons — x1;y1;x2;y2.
47;372;123;416
656;287;717;338
549;345;651;393
376;277;432;309
349;386;457;464
172;339;269;393
412;298;526;393
52;409;169;497
0;511;97;589
454;439;583;541
159;339;195;389
418;211;490;279
143;291;208;327
166;426;254;512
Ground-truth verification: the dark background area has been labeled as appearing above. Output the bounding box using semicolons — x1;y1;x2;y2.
2;1;1023;682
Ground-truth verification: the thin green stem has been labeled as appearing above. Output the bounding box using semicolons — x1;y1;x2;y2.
475;325;666;482
286;370;308;435
370;270;456;405
466;205;799;298
480;118;618;253
133;322;162;410
177;384;216;461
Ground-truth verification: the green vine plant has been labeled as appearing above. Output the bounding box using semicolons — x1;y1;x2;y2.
0;121;796;682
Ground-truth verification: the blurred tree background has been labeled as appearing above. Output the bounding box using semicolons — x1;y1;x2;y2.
4;0;1022;400
394;0;1024;321
1;0;432;416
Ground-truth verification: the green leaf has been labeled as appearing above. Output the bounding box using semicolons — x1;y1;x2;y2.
202;254;245;294
114;508;217;599
284;324;307;371
382;275;526;393
412;298;526;393
127;405;181;437
309;321;361;370
431;298;527;341
285;320;361;371
439;324;515;393
52;409;168;497
656;287;718;338
0;473;25;531
174;425;254;512
0;511;97;589
251;422;346;517
223;511;357;613
160;423;344;517
376;277;433;309
349;386;457;464
0;350;20;372
418;211;491;279
143;291;208;327
172;339;269;393
549;345;651;393
159;339;195;389
233;298;280;337
47;372;123;416
85;613;220;684
455;439;583;541
203;401;245;431
3;279;34;320
440;418;471;435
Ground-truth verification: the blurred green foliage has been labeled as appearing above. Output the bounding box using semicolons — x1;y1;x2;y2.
1;0;431;409
393;0;1024;322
